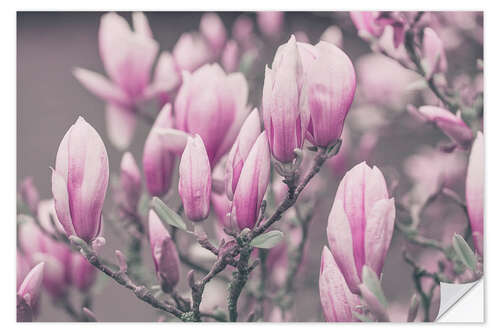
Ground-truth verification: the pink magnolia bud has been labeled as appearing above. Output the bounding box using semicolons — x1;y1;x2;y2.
173;32;212;72
17;262;44;322
466;132;484;256
221;40;240;73
417;106;474;149
350;11;384;39
320;25;343;47
319;247;361;322
298;41;356;147
178;134;212;222
327;162;395;294
20;177;39;214
211;192;232;231
422;28;447;78
70;253;97;292
175;64;249;165
200;13;227;56
224;109;261;200
143;104;176;197
230;132;270;231
52;117;109;243
262;35;309;163
257;11;284;39
120;152;142;213
148;210;180;293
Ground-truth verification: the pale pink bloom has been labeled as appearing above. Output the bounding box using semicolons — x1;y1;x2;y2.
17;262;45;322
230;132;270;231
327;162;395;294
417;106;474;149
422;28;447;78
200;13;227;56
74;12;159;149
319;247;361;322
257;11;284;39
297;41;356;147
70;253;97;292
178;134;212;222
52;117;109;242
148;210;180;292
466;132;484;256
357;54;419;110
211;191;232;231
320;25;343;47
221;40;240;73
224;109;261;200
263;35;309;163
20;177;39;214
143;104;176;197
175;64;249;166
120;152;142;213
173;32;212;72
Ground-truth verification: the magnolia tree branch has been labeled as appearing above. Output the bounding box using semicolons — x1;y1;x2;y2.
69;236;185;321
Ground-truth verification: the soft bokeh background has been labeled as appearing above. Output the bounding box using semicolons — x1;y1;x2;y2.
17;11;483;322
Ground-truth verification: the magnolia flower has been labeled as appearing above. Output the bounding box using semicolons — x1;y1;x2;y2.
262;35;309;163
178;134;212;222
297;41;356;147
417;106;474;149
74;12;159;149
143;104;176;197
120;152;142;213
230;132;270;231
17;262;45;322
52;117;109;243
319;247;361;322
466;132;484;256
148;210;180;293
175;63;249;166
422;27;447;78
257;11;284;39
327;162;395;294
